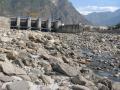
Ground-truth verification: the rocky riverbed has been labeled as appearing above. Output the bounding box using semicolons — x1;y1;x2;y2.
0;29;119;90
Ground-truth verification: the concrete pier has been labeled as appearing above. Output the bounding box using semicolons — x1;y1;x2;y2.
27;17;31;29
37;18;42;31
46;19;51;31
17;17;20;29
54;20;62;29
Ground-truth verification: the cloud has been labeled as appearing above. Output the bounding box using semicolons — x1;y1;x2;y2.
77;6;120;15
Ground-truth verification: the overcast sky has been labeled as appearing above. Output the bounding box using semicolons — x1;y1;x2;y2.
70;0;120;15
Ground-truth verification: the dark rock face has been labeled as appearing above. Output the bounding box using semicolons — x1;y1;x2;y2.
0;0;90;24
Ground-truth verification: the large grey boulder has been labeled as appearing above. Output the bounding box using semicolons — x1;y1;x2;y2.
7;81;30;90
0;62;27;75
52;62;80;77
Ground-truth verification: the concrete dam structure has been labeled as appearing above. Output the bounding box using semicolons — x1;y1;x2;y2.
0;16;86;33
10;17;61;32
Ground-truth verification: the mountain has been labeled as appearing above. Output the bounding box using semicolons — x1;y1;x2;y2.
0;0;90;24
85;9;120;26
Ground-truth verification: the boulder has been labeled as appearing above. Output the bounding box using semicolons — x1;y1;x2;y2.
40;75;54;85
6;51;19;60
72;85;90;90
0;54;7;61
112;82;120;90
44;35;53;40
18;75;31;81
52;62;80;77
7;81;30;90
97;83;109;90
0;76;14;82
41;54;64;63
28;34;36;42
0;72;14;82
0;62;26;75
71;75;88;85
62;56;70;63
38;60;52;74
0;37;12;43
30;68;44;76
98;78;112;90
58;86;69;90
26;42;37;50
17;40;26;48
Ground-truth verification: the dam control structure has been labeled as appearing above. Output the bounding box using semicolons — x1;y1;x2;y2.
0;16;91;33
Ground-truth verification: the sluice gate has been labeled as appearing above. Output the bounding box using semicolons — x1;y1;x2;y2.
10;17;61;31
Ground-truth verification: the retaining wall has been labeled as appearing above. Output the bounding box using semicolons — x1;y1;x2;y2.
56;24;84;33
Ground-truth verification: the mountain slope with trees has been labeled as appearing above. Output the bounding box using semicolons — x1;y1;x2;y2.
0;0;90;24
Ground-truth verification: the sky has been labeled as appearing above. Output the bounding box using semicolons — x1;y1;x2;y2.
70;0;120;15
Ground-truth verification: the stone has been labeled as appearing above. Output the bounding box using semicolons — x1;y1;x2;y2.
30;68;44;76
71;75;88;85
2;82;12;90
72;85;90;90
40;54;51;60
17;40;26;48
23;59;32;66
97;83;109;90
11;76;23;81
0;76;14;82
28;34;36;42
112;82;120;90
98;78;112;90
6;51;19;60
13;66;27;75
58;86;69;90
29;74;38;81
7;81;30;90
1;62;16;75
52;62;80;77
62;56;69;63
41;54;64;63
18;75;31;81
0;37;12;43
29;84;51;90
40;75;54;85
0;54;8;61
14;59;25;68
44;35;53;40
0;62;26;75
26;42;37;50
89;86;98;90
38;60;52;74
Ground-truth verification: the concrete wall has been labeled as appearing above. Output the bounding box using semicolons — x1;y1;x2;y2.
0;17;10;29
57;24;84;33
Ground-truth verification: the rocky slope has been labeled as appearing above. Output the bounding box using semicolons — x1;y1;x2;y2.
0;29;119;90
0;0;90;24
